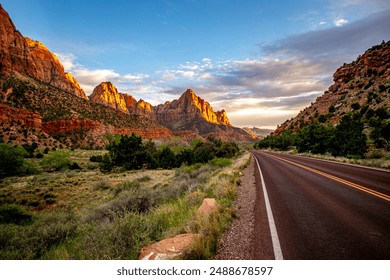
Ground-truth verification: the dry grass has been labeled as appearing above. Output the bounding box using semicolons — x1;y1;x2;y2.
0;149;251;259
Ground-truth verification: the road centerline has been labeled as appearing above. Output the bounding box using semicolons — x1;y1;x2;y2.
263;152;390;202
253;154;284;260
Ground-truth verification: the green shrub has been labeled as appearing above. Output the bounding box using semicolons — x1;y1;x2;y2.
0;144;28;178
89;155;103;162
41;151;72;171
0;205;33;225
68;162;82;170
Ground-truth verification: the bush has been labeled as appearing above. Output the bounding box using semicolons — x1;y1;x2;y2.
68;162;82;170
89;155;103;162
41;151;72;171
0;144;28;178
0;205;33;225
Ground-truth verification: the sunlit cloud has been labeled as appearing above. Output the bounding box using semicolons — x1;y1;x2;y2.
334;18;348;26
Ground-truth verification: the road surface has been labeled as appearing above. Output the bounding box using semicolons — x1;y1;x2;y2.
252;150;390;259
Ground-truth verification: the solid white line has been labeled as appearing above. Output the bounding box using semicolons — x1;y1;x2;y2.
253;154;284;260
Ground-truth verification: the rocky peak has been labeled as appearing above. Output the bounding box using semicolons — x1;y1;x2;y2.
89;82;128;112
0;5;86;99
159;89;231;126
89;82;154;118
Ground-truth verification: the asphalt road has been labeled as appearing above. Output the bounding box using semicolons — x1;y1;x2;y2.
252;150;390;260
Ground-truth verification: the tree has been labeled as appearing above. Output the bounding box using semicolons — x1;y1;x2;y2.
332;115;367;157
295;122;333;154
0;144;28;178
107;133;145;169
158;147;176;169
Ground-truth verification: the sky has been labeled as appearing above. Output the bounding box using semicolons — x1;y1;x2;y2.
2;0;390;129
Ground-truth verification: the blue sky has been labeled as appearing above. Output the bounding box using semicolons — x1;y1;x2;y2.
2;0;390;128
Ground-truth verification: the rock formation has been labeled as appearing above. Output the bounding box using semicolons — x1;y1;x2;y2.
139;233;200;260
89;82;128;112
0;4;86;99
89;82;154;118
0;103;42;129
154;89;231;127
89;84;252;141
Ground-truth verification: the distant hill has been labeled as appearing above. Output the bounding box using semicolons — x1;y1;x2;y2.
242;127;273;138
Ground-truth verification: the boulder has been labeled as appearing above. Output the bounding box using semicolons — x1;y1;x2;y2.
139;233;200;260
197;198;219;216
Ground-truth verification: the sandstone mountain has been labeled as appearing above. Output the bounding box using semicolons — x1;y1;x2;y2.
154;89;231;127
90;84;253;142
0;5;86;99
153;89;252;141
89;82;154;118
274;40;390;135
0;5;253;147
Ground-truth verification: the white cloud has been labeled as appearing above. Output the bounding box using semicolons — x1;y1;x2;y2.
123;73;150;85
334;18;348;26
55;53;76;72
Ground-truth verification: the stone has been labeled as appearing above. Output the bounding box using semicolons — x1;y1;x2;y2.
139;233;200;260
197;198;219;216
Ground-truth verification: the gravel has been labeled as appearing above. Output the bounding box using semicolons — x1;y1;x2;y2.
215;157;256;259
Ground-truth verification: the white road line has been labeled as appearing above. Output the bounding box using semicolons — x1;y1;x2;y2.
253;154;284;260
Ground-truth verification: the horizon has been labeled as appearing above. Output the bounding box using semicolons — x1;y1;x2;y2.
1;0;390;129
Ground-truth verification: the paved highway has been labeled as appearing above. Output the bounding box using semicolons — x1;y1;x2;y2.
252;151;390;259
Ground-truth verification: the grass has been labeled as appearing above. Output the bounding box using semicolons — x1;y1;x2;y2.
0;148;251;259
286;149;390;169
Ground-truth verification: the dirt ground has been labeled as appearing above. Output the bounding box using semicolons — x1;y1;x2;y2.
215;157;256;259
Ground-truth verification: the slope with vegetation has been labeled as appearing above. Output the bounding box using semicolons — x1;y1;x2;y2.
256;41;390;162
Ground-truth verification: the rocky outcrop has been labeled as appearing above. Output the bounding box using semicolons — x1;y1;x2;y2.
89;82;155;118
42;119;101;135
274;40;390;135
154;89;231;127
0;103;42;128
139;234;200;260
89;82;128;112
0;4;86;99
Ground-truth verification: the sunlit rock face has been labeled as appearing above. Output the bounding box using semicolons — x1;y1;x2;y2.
0;5;86;99
89;82;155;118
89;82;128;112
153;89;232;127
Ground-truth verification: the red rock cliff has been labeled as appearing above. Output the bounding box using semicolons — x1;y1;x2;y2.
154;89;231;127
0;4;86;99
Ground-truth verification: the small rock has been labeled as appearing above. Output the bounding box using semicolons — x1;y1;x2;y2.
197;198;218;216
139;233;200;260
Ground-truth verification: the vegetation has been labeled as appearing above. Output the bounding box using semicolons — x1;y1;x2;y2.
256;110;389;159
99;133;240;172
0;136;248;259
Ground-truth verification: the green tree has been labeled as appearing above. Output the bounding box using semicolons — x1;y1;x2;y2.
158;147;176;169
295;122;333;154
0;144;28;178
332;115;367;157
